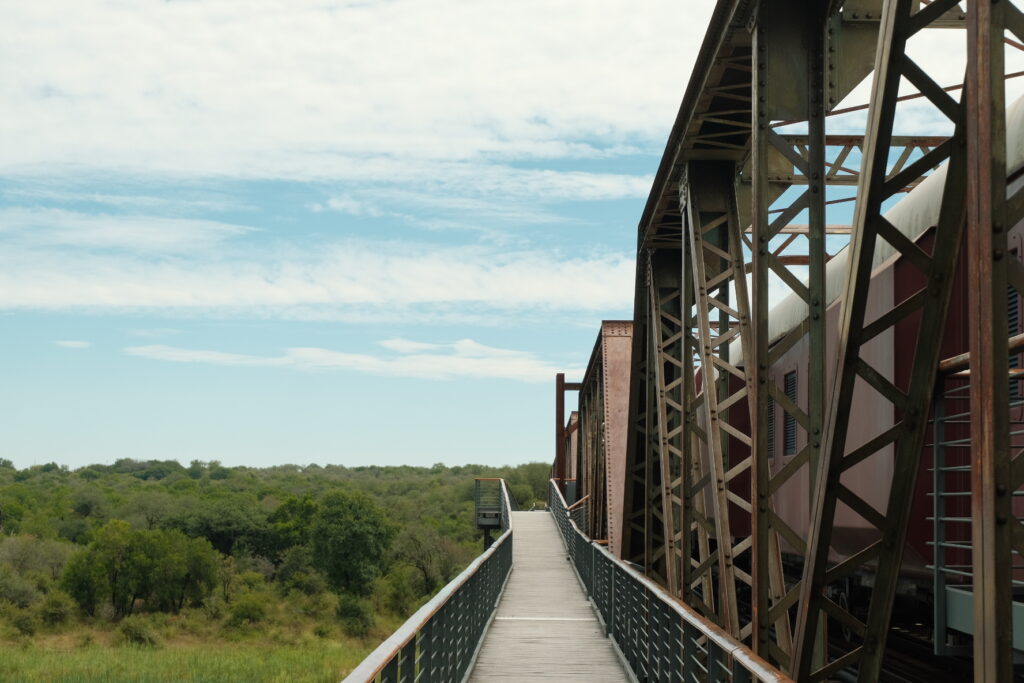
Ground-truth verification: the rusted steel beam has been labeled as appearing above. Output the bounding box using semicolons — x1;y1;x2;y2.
555;373;566;487
750;1;828;670
679;237;717;619
637;0;748;249
966;1;1018;679
792;0;970;680
555;374;582;496
938;332;1024;374
742;135;947;189
744;224;851;234
621;258;653;568
773;70;1024;127
648;251;684;596
685;161;757;639
576;321;634;556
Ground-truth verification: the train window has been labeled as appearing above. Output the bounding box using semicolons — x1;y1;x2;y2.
766;394;775;459
783;371;797;457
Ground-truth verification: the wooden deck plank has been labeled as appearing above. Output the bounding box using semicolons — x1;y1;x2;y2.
467;511;629;682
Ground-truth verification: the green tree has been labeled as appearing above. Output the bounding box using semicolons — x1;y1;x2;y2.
147;530;218;612
266;494;319;558
90;520;140;617
62;549;103;616
392;525;441;594
311;490;393;595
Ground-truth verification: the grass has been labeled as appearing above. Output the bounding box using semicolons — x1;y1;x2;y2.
0;617;404;682
0;642;370;682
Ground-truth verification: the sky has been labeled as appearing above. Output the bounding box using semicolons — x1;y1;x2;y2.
0;1;1011;471
0;0;722;470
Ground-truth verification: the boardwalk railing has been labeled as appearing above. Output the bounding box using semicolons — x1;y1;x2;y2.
549;480;792;683
342;480;513;683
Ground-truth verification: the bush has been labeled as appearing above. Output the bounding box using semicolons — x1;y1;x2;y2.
285;570;327;597
117;615;160;647
0;567;40;608
229;593;270;626
379;567;417;616
9;609;37;636
237;571;266;590
37;590;75;626
337;594;374;638
203;595;226;619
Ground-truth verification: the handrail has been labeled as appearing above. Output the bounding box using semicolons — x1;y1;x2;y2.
938;331;1024;374
548;479;792;683
342;480;513;683
566;494;590;511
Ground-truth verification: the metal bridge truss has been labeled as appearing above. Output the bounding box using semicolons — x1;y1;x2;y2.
572;321;633;555
619;0;1024;680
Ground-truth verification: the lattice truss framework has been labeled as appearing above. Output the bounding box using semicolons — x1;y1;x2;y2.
617;0;1024;680
578;362;608;542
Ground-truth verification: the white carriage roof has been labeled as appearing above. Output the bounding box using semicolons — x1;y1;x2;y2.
728;94;1024;361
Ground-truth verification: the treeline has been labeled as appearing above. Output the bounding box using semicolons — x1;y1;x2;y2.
0;458;548;644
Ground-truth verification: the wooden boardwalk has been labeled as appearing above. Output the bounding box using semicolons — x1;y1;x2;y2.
467;511;629;682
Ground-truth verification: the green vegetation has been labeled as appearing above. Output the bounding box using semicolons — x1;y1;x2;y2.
0;458;549;681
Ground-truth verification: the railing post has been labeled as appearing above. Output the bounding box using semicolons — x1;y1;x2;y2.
420;621;434;683
381;655;398;683
399;639;415;683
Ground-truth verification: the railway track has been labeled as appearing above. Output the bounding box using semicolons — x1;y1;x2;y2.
829;630;972;683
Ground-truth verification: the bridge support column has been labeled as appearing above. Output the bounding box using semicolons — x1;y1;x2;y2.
965;1;1024;679
793;1;970;680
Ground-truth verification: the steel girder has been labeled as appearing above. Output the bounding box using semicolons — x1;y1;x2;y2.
683;162;763;639
792;1;969;680
573;321;634;555
618;2;1023;680
648;248;686;596
749;1;827;671
579;365;607;541
621;265;648;568
741;134;945;190
622;253;671;585
966;1;1024;679
679;253;718;620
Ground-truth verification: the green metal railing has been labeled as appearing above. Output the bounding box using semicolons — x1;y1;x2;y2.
342;480;513;683
549;479;792;683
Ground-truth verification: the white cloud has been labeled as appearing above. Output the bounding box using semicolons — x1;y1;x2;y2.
0;241;635;316
378;338;443;353
1;187;246;213
54;340;90;348
0;1;714;180
125;338;584;382
0;208;254;253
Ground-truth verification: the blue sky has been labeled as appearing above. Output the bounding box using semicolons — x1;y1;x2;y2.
0;0;721;469
3;1;1013;470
